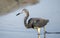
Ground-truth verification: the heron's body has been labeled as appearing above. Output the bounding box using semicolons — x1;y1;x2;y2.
16;9;49;35
28;18;49;28
16;9;49;29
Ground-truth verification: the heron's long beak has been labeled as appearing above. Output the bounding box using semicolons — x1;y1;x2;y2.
16;9;24;16
16;11;23;16
16;13;20;16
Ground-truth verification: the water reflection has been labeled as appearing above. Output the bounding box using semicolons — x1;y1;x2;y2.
46;31;60;34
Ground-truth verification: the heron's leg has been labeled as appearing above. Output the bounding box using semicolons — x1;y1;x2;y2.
37;27;41;38
37;27;41;35
44;26;46;38
38;34;40;38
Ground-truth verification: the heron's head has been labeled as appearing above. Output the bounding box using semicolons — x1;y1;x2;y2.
16;11;23;16
16;9;29;16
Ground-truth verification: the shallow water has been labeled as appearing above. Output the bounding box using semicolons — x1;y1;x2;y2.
0;0;60;38
0;13;60;38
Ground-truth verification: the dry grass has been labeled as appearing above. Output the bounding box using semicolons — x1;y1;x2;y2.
0;0;39;16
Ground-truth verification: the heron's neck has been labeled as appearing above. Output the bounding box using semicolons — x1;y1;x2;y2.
24;12;29;28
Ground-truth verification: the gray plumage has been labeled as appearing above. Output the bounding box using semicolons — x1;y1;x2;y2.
16;9;49;29
28;18;49;28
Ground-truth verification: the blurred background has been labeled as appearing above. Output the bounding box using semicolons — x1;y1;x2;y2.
0;0;60;38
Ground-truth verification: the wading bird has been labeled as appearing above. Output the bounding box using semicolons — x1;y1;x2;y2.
16;9;49;35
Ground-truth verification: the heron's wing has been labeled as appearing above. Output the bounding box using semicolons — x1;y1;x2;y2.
28;18;40;27
28;18;49;27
